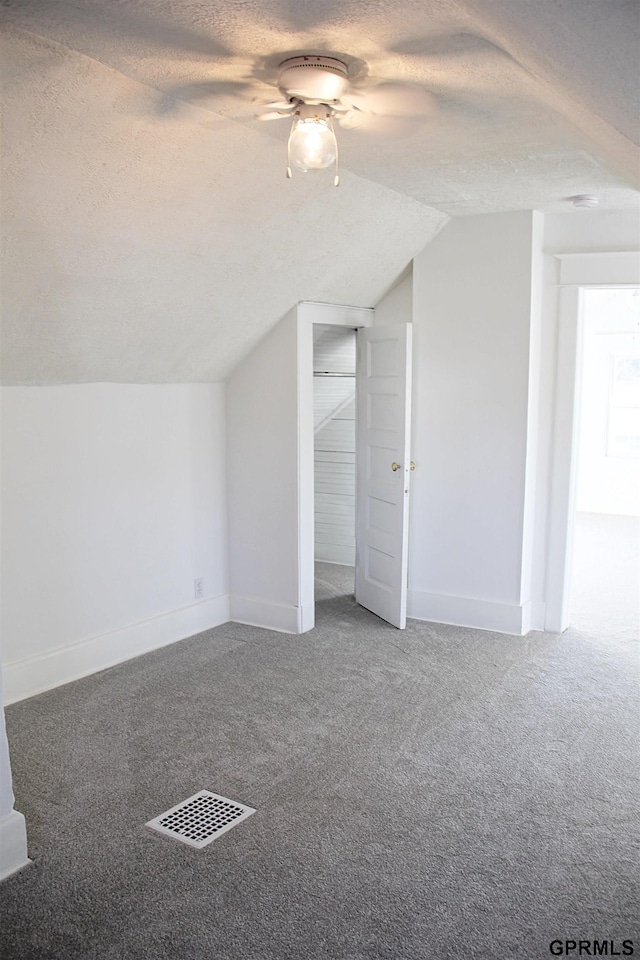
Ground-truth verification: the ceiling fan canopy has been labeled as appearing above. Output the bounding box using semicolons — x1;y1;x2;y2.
276;56;350;104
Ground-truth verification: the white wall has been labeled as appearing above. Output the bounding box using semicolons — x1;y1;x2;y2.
1;383;229;703
544;209;640;254
408;211;542;633
227;308;313;632
374;270;413;326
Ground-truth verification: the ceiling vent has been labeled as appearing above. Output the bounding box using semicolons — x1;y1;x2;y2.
569;194;599;208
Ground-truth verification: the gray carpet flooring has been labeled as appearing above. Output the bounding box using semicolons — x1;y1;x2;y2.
1;542;638;959
571;512;639;637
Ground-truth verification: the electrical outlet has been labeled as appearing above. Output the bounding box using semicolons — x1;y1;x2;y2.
194;578;204;599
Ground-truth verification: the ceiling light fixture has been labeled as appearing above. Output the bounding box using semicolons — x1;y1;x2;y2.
287;103;340;185
254;54;437;188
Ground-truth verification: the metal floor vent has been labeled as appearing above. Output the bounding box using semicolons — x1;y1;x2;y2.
146;790;256;849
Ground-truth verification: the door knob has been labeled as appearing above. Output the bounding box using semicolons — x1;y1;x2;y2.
391;462;401;472
410;461;416;470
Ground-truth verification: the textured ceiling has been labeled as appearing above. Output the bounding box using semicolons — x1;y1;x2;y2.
1;0;639;383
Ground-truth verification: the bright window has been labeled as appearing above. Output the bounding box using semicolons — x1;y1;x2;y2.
607;354;640;458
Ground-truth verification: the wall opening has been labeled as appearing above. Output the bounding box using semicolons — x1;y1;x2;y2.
569;287;640;632
312;324;357;603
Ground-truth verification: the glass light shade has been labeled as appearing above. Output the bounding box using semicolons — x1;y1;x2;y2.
288;118;337;172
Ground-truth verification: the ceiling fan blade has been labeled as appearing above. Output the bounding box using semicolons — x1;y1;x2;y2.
389;32;507;63
335;109;367;130
341;113;419;138
157;80;256;114
253;98;296;120
344;83;438;118
255;109;295;121
376;33;532;98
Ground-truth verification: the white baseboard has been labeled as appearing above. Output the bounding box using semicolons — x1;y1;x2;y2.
407;589;536;635
230;594;313;634
3;595;230;705
0;810;30;883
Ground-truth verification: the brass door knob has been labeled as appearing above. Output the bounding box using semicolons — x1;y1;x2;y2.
410;461;416;470
391;462;401;472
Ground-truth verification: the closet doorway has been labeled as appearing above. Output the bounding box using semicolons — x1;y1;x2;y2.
313;324;357;601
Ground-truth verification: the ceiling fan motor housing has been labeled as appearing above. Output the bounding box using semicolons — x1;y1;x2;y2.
278;56;349;104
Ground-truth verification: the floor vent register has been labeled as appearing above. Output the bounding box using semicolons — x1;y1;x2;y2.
146;790;255;849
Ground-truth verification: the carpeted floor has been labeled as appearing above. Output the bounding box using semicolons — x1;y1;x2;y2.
1;541;638;959
570;511;639;637
314;560;354;601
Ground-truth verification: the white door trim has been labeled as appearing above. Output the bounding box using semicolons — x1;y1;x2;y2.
298;302;374;327
544;251;640;632
545;284;585;632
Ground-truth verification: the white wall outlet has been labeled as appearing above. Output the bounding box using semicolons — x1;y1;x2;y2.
194;578;204;599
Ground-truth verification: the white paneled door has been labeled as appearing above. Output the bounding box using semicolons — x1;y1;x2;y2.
355;324;413;628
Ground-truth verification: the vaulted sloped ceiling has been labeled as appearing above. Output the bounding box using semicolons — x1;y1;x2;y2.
1;0;638;384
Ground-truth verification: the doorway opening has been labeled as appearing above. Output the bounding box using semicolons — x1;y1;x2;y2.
297;303;413;630
569;287;640;634
312;324;357;604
